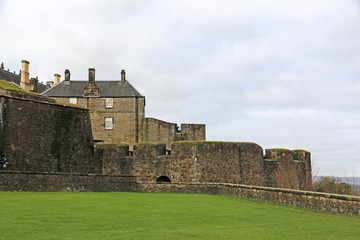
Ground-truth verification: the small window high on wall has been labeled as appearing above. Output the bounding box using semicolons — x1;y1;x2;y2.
105;117;113;130
69;98;77;105
105;98;113;108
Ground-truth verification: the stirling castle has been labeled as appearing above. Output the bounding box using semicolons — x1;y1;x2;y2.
0;60;312;191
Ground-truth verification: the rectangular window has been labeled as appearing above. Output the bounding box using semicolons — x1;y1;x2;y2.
105;117;113;130
69;98;77;105
105;98;114;108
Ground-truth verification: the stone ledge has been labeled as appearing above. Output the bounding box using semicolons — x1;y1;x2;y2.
138;181;360;202
0;171;136;178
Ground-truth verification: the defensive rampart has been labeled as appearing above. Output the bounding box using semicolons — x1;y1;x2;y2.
0;83;101;174
96;142;312;190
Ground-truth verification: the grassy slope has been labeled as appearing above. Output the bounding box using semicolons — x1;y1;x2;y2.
0;192;359;240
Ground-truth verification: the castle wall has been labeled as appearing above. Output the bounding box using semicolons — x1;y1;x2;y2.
139;118;206;149
99;142;312;190
178;124;206;142
139;118;177;148
0;171;136;192
0;91;100;174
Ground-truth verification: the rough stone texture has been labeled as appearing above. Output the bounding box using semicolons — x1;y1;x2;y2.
264;149;312;190
0;171;136;192
94;144;132;175
178;124;206;142
53;97;145;147
137;182;360;216
0;91;100;174
139;118;206;149
101;142;311;190
139;118;177;148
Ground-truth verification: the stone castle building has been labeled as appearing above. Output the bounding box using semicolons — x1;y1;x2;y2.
43;68;205;148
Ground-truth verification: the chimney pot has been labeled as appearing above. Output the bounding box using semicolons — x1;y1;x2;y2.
121;69;126;83
20;60;30;90
46;81;54;87
64;69;70;81
54;74;61;85
1;63;3;70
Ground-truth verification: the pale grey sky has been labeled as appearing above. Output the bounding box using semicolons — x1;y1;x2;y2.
1;0;360;176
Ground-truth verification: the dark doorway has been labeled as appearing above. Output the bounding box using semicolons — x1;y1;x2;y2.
156;176;171;183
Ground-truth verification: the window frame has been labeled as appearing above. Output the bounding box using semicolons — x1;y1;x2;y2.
69;98;77;105
105;98;114;109
105;117;114;130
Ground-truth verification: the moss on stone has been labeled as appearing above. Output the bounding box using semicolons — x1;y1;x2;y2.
0;80;87;110
53;99;88;110
135;142;165;145
267;148;291;152
292;149;309;153
172;141;258;145
95;142;129;146
0;80;41;96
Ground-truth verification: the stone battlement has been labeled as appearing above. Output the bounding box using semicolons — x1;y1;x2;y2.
95;141;312;190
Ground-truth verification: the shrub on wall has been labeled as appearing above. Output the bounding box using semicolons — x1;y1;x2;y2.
314;177;352;195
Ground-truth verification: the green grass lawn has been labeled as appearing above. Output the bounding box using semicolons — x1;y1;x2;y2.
0;192;359;239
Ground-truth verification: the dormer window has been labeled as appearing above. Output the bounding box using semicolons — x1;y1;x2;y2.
105;98;113;108
69;98;77;105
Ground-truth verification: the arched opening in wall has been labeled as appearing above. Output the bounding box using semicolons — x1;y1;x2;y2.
156;176;171;183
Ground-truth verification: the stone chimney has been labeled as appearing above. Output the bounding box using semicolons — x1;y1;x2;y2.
46;81;54;88
83;68;99;96
64;69;70;81
30;77;38;92
1;63;4;70
121;69;126;83
54;74;61;85
89;68;95;84
20;60;30;90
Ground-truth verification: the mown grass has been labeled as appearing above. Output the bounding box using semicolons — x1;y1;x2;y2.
0;192;359;239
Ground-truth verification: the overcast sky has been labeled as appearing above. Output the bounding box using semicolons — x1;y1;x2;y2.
1;0;360;176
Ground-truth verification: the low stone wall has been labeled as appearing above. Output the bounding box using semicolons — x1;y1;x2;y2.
0;171;136;192
2;172;359;216
136;182;360;216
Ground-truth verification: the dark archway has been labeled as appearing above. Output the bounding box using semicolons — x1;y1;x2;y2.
156;176;171;183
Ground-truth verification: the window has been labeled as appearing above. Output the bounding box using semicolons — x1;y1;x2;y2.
105;98;114;108
69;98;77;104
105;117;113;130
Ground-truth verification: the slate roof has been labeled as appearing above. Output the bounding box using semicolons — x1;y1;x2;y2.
0;68;47;93
0;68;20;84
42;80;144;97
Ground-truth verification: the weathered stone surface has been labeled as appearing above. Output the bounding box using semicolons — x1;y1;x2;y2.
99;142;311;190
53;97;145;147
0;93;99;174
0;171;136;192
